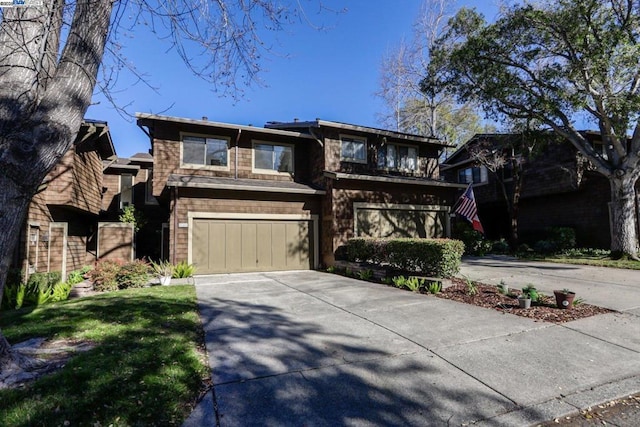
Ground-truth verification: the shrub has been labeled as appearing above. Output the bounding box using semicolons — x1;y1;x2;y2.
547;227;576;251
491;239;510;254
345;238;464;278
533;240;558;254
452;222;491;255
88;260;123;292
116;259;151;289
1;283;27;310
66;268;88;285
172;260;196;278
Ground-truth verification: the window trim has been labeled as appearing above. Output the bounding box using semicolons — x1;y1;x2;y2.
378;141;419;172
251;140;295;175
180;132;231;171
339;134;368;164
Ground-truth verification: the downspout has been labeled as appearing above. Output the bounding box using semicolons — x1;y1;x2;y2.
235;129;242;180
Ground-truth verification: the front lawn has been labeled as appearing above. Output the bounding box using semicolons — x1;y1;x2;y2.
0;285;209;426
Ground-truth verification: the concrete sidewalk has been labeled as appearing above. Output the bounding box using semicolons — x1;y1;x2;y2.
184;260;640;426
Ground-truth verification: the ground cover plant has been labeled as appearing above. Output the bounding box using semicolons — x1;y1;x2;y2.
435;279;613;323
0;285;209;426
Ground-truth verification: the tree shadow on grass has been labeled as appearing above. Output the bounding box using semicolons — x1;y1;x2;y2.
195;276;550;426
0;286;207;426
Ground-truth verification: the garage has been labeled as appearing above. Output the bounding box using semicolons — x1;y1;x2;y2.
354;203;450;239
191;218;315;274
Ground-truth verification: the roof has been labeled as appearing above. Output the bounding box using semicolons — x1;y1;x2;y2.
265;119;452;147
166;174;326;195
323;171;467;189
135;113;316;140
76;120;116;160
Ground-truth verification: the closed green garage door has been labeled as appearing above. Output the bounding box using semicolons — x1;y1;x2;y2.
192;219;312;274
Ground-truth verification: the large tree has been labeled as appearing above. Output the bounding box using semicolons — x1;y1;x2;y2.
376;0;487;150
0;0;334;371
429;0;640;258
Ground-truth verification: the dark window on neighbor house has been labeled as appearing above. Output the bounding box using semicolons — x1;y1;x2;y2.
340;136;367;163
120;174;133;209
458;166;488;184
182;136;228;166
253;142;294;173
377;144;418;171
144;170;157;205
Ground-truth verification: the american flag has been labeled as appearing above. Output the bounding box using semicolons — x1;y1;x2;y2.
455;184;484;234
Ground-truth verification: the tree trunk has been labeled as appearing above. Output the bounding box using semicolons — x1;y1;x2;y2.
609;174;640;258
0;0;115;370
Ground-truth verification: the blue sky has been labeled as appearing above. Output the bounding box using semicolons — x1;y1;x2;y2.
86;1;500;158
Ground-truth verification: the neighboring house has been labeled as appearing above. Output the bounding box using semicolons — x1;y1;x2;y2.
12;120;117;280
441;133;614;248
101;152;168;261
136;114;464;274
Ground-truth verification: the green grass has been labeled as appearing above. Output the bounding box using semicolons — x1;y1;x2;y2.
521;249;640;270
0;285;209;426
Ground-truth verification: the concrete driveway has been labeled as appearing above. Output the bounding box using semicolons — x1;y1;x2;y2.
185;262;640;426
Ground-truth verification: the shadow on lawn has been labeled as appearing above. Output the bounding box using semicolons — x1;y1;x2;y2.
194;274;550;426
0;287;207;426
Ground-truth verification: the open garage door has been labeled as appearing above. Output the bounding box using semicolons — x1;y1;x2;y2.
192;219;313;274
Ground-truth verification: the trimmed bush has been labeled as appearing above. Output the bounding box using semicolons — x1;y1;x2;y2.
116;259;150;289
345;237;464;278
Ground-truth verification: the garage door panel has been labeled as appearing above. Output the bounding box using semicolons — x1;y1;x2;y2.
256;223;272;270
192;219;312;274
241;223;257;270
225;223;242;272
209;222;226;272
271;223;287;269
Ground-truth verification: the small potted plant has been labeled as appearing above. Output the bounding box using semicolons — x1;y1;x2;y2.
553;288;576;309
151;260;174;286
518;292;531;309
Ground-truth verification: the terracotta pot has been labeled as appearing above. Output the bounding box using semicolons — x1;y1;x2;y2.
519;298;531;309
554;290;575;309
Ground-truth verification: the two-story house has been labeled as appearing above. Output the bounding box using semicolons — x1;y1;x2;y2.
12;120;117;280
136;114;464;274
441;133;614;248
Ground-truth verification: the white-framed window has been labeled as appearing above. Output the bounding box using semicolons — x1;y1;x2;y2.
119;174;133;209
253;141;294;173
340;135;367;163
458;166;488;184
182;135;229;168
377;143;418;171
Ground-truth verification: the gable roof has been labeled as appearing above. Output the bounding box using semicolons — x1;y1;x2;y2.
76;120;116;160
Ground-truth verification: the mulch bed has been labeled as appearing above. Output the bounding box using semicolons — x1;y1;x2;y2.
437;278;615;323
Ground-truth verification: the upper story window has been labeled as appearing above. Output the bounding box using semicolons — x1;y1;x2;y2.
253;142;294;173
378;144;418;171
182;135;229;167
458;166;488;184
120;174;133;209
340;136;367;163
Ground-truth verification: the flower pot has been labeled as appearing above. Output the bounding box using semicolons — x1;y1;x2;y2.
518;298;531;309
159;275;172;286
554;290;575;309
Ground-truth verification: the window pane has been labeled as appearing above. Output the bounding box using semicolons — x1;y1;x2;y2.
472;167;481;183
205;138;228;166
387;145;396;168
377;146;386;168
183;137;205;164
353;140;366;161
274;145;293;172
254;144;274;170
341;140;353;159
398;146;409;169
407;147;417;170
120;174;133;208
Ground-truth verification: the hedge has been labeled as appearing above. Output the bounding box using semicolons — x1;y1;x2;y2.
345;237;465;278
